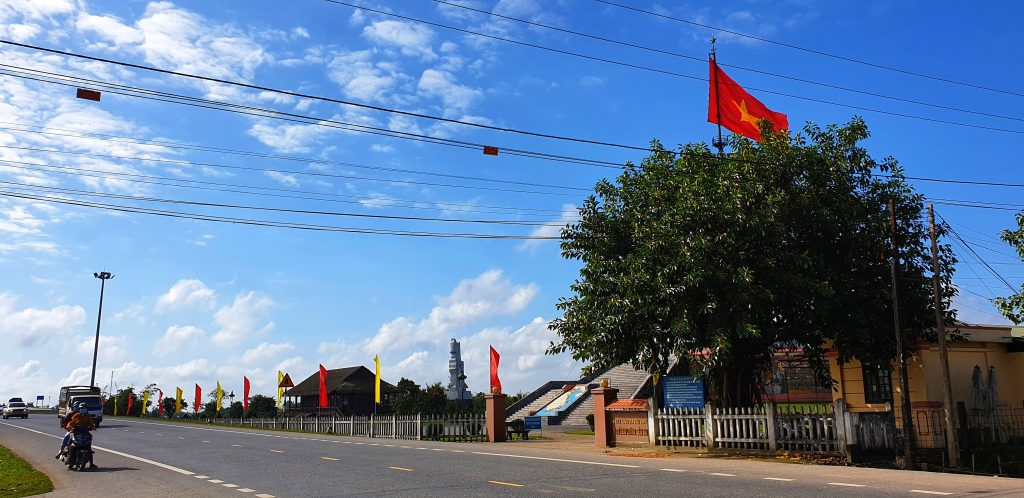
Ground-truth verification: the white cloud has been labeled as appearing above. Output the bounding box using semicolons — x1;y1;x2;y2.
579;76;606;88
75;12;143;47
327;50;403;102
242;342;295;364
211;292;275;347
155;279;217;312
292;27;309;38
263;170;300;186
417;69;483;114
16;360;41;378
76;334;129;362
153;325;205;357
0;292;86;347
363;20;437;60
248;120;333;154
518;204;576;252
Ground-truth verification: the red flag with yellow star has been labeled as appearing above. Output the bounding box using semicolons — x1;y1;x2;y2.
708;60;788;141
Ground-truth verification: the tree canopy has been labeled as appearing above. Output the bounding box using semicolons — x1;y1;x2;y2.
549;118;956;406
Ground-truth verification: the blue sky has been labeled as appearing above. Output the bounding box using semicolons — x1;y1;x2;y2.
1;0;1020;403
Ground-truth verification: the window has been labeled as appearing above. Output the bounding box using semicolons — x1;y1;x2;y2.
862;363;893;404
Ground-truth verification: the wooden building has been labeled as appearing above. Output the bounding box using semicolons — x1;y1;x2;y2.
284;366;397;415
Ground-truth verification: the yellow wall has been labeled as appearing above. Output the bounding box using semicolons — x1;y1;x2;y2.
833;339;1024;412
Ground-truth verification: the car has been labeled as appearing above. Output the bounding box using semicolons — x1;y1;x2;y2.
8;397;24;404
3;401;28;419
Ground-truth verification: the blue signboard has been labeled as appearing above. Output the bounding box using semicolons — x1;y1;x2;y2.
663;376;705;409
523;416;542;430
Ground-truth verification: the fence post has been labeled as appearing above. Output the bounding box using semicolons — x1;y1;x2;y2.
766;402;778;452
704;402;715;449
834;399;849;457
370;413;374;438
417;413;422;440
648;397;657;445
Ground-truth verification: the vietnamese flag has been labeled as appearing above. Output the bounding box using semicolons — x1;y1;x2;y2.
318;364;328;408
243;376;250;413
708;60;788;141
490;346;502;394
194;384;201;414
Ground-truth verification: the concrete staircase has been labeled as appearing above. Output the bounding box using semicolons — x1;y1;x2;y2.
546;363;652;426
507;382;573;421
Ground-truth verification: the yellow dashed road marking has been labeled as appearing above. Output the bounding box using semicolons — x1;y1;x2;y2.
389;466;414;472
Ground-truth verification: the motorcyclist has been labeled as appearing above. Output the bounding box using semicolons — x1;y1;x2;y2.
57;402;97;468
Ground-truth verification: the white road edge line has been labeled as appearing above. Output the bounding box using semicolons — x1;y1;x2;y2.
471;451;640;468
709;473;736;477
660;468;688;472
909;491;953;496
828;482;866;487
0;422;195;476
764;477;794;481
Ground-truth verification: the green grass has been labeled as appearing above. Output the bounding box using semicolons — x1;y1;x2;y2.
565;429;595;436
0;444;53;497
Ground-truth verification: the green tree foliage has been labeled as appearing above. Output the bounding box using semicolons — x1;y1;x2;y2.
103;387;143;416
247;395;277;418
227;401;244;418
159;397;186;417
996;212;1024;324
550;119;956;406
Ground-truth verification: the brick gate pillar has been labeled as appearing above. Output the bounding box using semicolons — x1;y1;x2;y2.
485;393;507;442
593;385;619;447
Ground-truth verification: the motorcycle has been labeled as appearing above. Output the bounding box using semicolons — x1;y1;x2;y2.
61;426;93;471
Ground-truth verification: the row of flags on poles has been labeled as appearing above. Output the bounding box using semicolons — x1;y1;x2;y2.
109;346;507;416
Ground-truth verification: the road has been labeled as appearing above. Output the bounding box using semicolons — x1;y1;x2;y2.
2;415;1022;497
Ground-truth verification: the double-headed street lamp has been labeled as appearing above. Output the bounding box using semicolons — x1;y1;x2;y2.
90;271;114;388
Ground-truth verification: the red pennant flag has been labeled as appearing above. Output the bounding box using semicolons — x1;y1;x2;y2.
127;395;134;415
489;346;502;394
708;60;788;141
318;364;329;408
194;384;201;413
243;376;251;413
158;390;164;415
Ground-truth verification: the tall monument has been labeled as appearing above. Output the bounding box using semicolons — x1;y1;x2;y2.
446;338;472;401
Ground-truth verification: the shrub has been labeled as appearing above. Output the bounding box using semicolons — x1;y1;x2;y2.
585;413;595;431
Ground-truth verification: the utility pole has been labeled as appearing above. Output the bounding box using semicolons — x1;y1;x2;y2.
90;271;114;388
929;204;960;467
889;200;915;467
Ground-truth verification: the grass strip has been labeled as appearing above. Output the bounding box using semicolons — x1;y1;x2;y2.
0;444;54;497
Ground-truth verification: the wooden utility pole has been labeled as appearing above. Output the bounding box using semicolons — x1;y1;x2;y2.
929;204;960;467
889;200;915;467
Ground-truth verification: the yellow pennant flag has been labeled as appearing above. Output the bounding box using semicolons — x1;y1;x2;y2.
113;397;117;416
277;370;283;409
216;381;223;412
141;391;150;418
175;387;183;414
374;355;381;404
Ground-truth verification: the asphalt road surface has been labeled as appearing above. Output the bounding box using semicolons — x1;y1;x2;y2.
2;415;1023;497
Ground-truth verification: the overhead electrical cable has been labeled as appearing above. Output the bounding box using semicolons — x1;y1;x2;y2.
0;158;574;217
0;39;657;154
0;64;626;169
590;0;1024;99
432;0;1024;123
0;180;571;226
0;190;561;240
0;122;593;191
322;1;1024;135
940;213;1018;292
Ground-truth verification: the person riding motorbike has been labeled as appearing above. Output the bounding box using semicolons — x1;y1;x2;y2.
57;402;97;468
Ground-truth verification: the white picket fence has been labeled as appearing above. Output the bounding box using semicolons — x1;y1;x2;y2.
654;403;840;453
206;413;486;441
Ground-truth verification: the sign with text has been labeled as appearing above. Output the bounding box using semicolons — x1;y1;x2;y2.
523;416;542;430
609;411;648;444
663;376;705;409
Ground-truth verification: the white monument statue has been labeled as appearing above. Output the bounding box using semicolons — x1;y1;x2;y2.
446;338;472;401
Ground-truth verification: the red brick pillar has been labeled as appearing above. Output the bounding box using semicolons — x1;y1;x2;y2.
593;387;619;447
485;393;507;443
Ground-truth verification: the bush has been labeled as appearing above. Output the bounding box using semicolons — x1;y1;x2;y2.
586;413;595;431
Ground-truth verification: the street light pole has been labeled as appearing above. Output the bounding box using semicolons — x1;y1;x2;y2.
90;271;114;388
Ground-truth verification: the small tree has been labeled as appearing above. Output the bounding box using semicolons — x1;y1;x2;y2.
997;212;1024;324
247;395;277;418
227;401;244;418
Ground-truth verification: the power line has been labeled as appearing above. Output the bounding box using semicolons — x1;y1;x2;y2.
433;0;1024;123
323;1;1024;136
0;39;657;154
590;0;1024;99
940;213;1018;292
0;190;562;240
0;144;582;197
0;180;570;227
0;122;593;192
0;158;574;218
0;64;625;169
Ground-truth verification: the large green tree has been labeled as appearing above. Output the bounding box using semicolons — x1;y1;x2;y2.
549;119;956;406
996;212;1024;324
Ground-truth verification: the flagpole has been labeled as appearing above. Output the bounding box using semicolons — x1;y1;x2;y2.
710;37;725;155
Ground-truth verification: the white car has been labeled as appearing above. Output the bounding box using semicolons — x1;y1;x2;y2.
3;401;28;419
